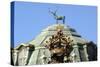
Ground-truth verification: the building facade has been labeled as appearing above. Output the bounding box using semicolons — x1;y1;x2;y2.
11;12;97;66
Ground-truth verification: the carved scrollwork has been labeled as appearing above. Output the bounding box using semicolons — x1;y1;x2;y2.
45;29;73;63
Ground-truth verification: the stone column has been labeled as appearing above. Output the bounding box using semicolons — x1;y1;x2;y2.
83;45;89;61
13;50;19;65
72;44;80;62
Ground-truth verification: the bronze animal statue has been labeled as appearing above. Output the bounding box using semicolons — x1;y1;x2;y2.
49;10;65;24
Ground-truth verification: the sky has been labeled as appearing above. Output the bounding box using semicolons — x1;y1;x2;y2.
12;1;97;47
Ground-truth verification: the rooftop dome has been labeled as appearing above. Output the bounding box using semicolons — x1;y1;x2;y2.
29;23;88;47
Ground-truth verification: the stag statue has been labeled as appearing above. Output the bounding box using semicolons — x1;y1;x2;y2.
49;9;65;24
